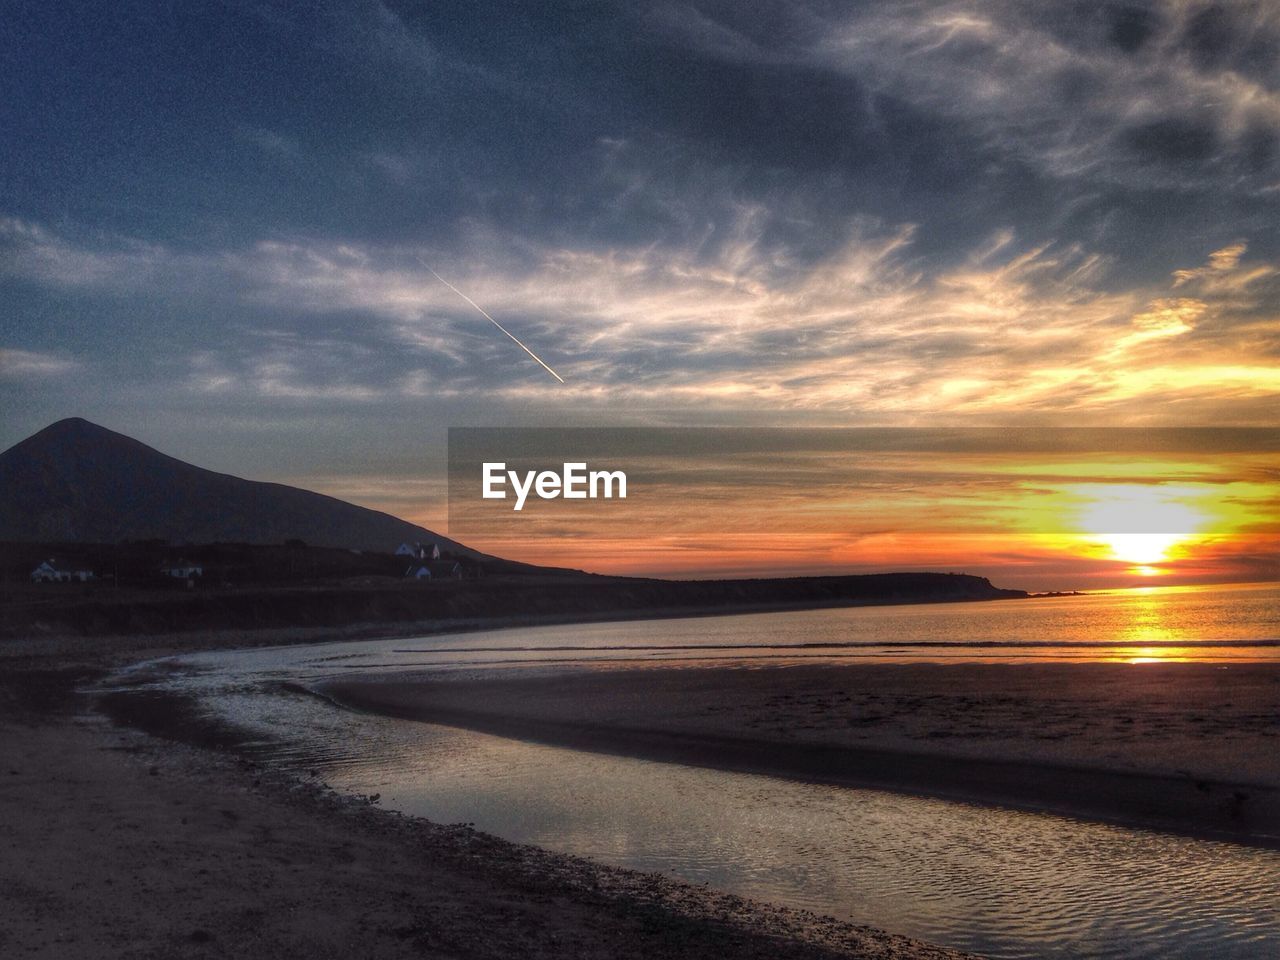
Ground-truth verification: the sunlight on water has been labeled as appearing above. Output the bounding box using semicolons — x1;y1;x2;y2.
131;583;1280;685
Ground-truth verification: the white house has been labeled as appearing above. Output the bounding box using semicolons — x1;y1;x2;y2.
31;561;60;582
404;560;463;581
396;541;441;561
30;560;94;583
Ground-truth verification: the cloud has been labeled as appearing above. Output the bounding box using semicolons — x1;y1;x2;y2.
1172;240;1276;292
651;1;1280;193
3;208;1277;421
237;126;303;160
185;335;390;403
0;348;82;379
0;216;176;290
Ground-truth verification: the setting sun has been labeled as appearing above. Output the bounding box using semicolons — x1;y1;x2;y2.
1073;485;1209;573
1098;534;1184;566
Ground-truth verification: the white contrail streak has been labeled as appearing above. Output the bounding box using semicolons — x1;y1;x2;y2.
419;259;565;384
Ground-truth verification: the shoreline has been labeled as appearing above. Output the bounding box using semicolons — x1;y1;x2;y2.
0;591;1034;672
0;653;978;959
318;662;1280;847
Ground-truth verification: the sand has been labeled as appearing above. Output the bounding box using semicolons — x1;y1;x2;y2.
320;661;1280;843
7;620;1278;959
0;653;975;960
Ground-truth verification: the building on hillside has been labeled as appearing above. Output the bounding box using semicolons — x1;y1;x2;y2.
404;559;464;581
396;541;441;561
30;560;94;583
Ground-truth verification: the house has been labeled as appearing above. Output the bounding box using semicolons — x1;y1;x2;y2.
405;559;463;581
397;541;441;561
30;561;61;583
161;563;203;579
30;560;94;583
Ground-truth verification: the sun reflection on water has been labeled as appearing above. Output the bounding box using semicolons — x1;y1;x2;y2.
1092;583;1224;662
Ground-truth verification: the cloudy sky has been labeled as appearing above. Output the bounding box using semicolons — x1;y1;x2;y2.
2;1;1278;578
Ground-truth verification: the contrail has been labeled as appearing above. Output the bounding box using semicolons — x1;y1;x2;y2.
419;259;565;384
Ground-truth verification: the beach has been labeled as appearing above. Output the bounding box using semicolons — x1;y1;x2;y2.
0;639;975;960
321;661;1280;843
5;594;1280;958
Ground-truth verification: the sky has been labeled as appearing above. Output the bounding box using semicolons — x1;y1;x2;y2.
446;427;1279;588
2;1;1278;585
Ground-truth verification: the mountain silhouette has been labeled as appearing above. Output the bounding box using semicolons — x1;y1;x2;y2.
0;418;481;555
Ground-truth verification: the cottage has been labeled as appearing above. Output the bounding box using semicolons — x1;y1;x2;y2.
397;541;441;560
405;559;464;581
30;560;94;583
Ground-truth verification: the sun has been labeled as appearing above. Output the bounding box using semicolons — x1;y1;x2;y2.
1073;485;1207;573
1095;532;1186;566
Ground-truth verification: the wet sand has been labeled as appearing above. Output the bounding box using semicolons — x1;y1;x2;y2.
0;649;975;960
321;661;1280;843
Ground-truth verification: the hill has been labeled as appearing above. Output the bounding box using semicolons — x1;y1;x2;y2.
0;418;479;555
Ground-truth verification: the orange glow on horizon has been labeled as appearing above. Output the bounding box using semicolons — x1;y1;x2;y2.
401;443;1280;591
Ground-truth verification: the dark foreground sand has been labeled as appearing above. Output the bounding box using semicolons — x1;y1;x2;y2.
322;661;1280;844
0;653;974;960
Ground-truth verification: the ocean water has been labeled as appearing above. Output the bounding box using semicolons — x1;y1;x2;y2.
110;581;1280;959
376;580;1280;668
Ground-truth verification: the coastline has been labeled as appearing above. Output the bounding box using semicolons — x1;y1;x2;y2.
0;584;1035;672
319;662;1280;846
0;645;978;960
6;597;1278;957
0;570;1024;641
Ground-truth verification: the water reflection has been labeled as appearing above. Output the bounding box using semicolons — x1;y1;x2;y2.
1112;588;1184;646
251;694;1280;960
1100;585;1250;662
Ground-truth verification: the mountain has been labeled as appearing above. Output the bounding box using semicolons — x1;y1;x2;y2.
0;418;482;555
